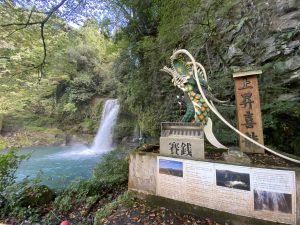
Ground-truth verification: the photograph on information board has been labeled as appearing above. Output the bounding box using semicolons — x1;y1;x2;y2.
254;190;292;214
159;159;183;177
216;169;250;191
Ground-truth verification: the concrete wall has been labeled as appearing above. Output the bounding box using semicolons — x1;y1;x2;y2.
296;171;300;225
128;152;158;195
128;152;300;225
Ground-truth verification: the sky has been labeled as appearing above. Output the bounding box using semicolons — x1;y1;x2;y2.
12;0;127;31
159;159;183;170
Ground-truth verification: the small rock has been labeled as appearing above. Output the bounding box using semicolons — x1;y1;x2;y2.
223;148;251;164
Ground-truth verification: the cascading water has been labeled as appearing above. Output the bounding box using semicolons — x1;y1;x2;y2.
50;99;119;157
254;190;292;213
90;99;119;153
15;99;120;188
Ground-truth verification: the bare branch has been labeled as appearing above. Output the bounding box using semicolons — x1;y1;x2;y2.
40;23;46;67
5;9;34;38
0;56;10;60
1;21;40;27
42;0;68;24
1;0;69;80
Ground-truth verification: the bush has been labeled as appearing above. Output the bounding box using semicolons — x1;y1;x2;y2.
93;191;134;225
1;179;52;222
92;146;130;185
17;185;55;207
53;195;73;213
0;148;26;194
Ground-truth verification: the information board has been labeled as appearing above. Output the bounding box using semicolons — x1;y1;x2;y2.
156;156;297;225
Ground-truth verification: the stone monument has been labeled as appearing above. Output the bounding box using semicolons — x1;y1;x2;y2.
160;122;204;160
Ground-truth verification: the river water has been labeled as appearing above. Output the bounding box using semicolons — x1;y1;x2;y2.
15;99;120;189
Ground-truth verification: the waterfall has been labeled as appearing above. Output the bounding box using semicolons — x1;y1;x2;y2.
254;190;292;213
49;99;119;158
90;99;119;153
16;99;120;188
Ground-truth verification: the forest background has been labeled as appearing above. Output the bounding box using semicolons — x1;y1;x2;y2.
0;0;300;224
0;0;300;155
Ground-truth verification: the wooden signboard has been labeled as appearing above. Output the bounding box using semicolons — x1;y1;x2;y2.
233;70;264;153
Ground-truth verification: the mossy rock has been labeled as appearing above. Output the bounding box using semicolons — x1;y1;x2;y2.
18;185;56;207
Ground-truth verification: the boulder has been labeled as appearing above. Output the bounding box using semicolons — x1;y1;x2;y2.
222;147;251;164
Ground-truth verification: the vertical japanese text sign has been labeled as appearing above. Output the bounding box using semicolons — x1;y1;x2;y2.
233;70;264;153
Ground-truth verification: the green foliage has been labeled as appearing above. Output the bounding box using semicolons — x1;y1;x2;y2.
0;155;50;223
67;74;98;104
112;0;242;140
0;3;118;133
53;195;72;213
93;191;134;225
113;104;137;142
0;149;26;193
51;25;118;128
262;101;300;155
17;185;55;207
93;146;130;184
63;103;77;113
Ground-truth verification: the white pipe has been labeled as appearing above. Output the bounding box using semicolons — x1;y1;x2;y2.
171;49;300;164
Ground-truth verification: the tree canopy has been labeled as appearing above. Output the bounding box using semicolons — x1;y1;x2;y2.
1;0;300;155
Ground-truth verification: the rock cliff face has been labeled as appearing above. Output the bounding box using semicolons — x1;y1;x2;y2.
221;0;300;74
203;0;300;154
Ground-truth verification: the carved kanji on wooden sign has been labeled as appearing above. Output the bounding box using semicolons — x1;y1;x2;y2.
233;70;264;153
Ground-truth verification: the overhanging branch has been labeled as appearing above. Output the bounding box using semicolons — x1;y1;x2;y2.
0;0;68;81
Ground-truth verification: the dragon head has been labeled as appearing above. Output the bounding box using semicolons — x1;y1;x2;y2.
162;50;198;92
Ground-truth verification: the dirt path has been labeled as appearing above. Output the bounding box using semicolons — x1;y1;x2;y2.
103;200;219;225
